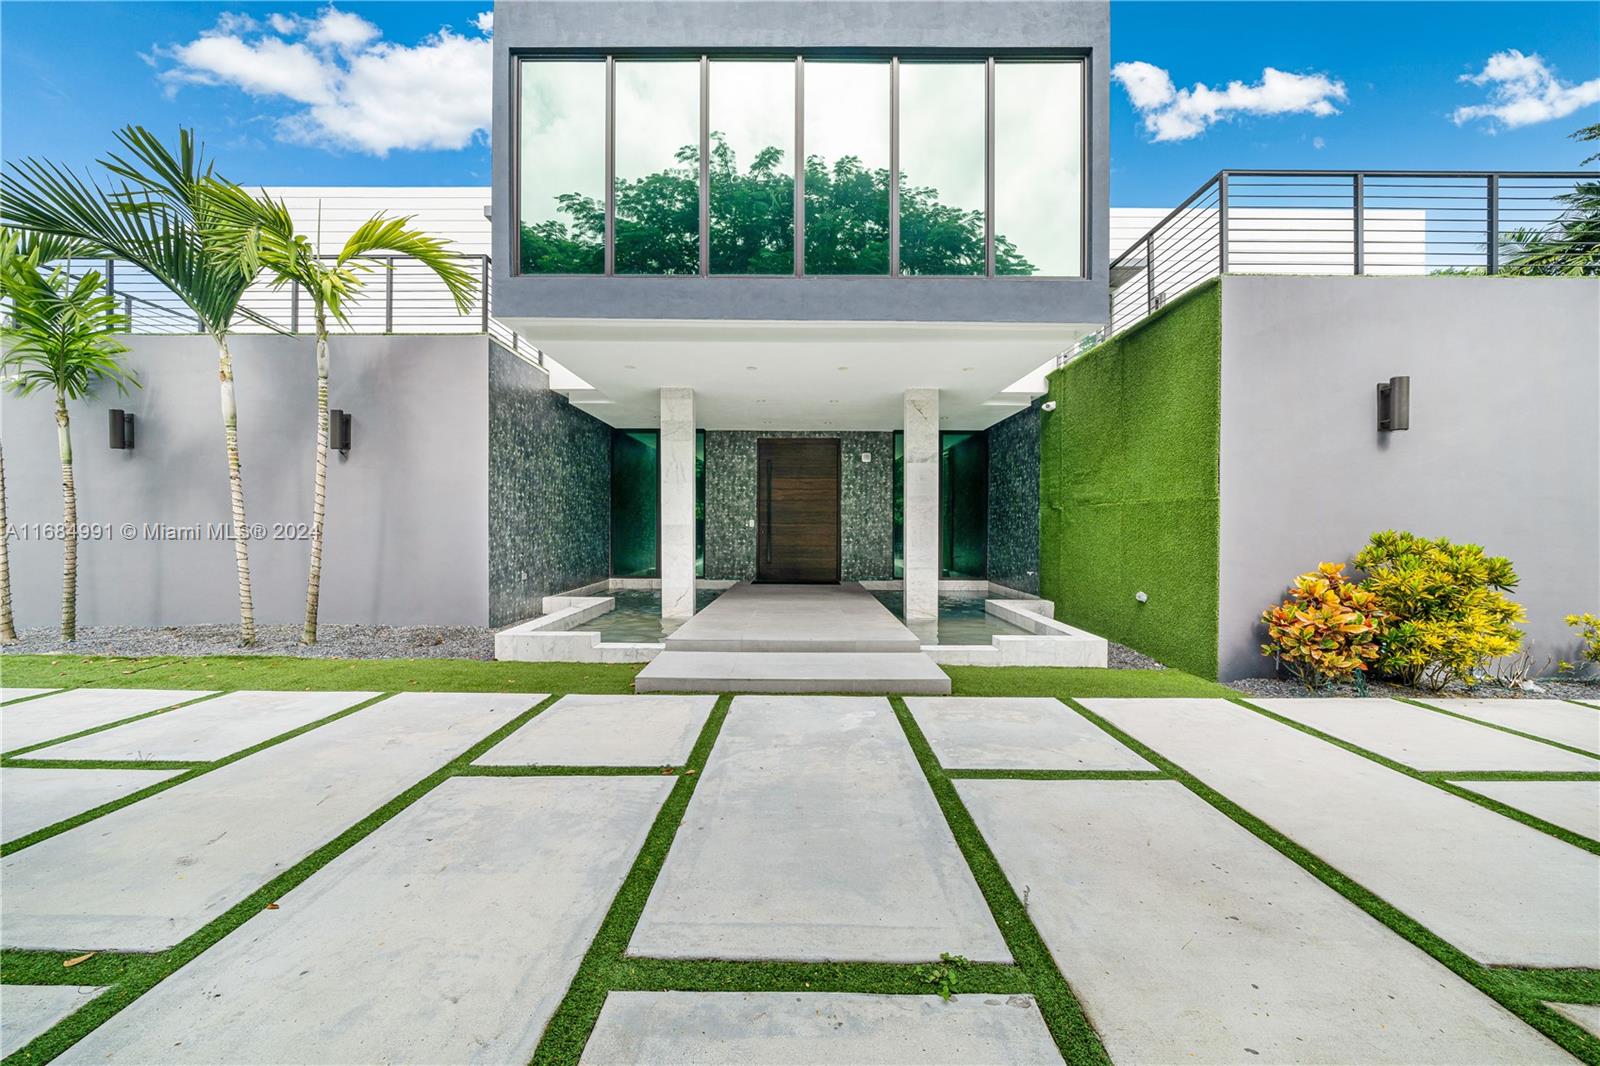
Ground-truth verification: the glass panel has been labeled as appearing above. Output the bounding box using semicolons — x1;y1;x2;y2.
611;430;659;578
710;60;795;274
892;431;904;579
994;61;1084;276
614;60;701;274
518;60;605;274
804;60;890;275
899;62;987;276
940;431;988;578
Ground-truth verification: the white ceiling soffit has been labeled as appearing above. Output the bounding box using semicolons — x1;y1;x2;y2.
504;317;1093;430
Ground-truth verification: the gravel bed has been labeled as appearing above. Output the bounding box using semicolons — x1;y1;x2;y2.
0;625;496;661
1229;673;1600;702
1108;642;1165;670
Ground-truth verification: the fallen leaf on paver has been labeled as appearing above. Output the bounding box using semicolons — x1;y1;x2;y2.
265;903;280;910
63;953;95;968
684;768;697;776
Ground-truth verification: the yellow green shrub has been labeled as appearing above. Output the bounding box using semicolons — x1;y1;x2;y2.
1260;563;1385;691
1565;612;1600;671
1353;530;1525;691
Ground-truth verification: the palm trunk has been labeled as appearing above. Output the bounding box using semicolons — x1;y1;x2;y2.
301;313;330;645
217;334;256;645
0;442;17;643
55;392;77;643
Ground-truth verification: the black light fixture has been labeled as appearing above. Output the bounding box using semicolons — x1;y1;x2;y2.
1376;376;1410;432
329;409;353;454
108;409;135;450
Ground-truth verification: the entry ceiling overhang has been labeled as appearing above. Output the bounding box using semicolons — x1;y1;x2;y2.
503;317;1098;430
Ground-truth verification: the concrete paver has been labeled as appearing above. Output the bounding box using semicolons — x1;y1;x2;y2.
1423;699;1600;755
904;697;1153;770
1;692;541;951
1;986;104;1058
1;767;184;843
59;776;671;1065
25;691;379;762
0;688;59;704
960;778;1567;1063
1246;697;1597;771
665;583;922;653
477;694;714;766
629;696;1009;963
578;992;1063;1065
1084;698;1600;967
1547;1003;1600;1039
1;690;215;754
1457;780;1600;840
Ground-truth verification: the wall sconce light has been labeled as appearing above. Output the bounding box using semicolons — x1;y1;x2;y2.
108;409;134;450
1377;376;1410;432
329;409;352;454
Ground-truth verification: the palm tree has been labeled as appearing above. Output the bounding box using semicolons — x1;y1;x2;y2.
0;442;16;643
206;187;474;644
1;231;139;642
1;127;265;643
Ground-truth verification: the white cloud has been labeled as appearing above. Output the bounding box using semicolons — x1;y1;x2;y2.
1312;136;1326;150
1113;61;1347;142
159;6;492;155
1452;49;1600;129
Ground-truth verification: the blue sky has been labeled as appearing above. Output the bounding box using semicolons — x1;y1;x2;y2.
2;1;1596;206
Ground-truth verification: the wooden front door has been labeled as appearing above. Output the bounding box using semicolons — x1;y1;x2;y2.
757;438;841;584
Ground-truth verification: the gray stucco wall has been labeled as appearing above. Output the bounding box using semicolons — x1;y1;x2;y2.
490;0;1110;326
1217;275;1600;680
986;404;1041;592
703;430;893;581
487;342;612;624
2;334;490;630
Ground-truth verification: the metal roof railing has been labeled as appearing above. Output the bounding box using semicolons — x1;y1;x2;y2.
1102;169;1596;339
32;252;541;366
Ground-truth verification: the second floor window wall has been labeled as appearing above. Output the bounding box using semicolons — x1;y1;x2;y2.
516;54;1086;278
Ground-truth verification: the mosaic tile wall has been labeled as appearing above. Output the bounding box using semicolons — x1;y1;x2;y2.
487;343;611;625
986;404;1042;593
704;431;894;582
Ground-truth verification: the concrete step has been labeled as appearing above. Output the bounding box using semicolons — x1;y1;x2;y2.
634;652;952;695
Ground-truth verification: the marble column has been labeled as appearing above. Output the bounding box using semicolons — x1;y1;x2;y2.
660;387;697;620
903;387;940;622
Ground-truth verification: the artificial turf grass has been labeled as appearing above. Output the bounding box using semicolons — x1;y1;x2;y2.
2;655;1238;700
888;696;1113;1066
0;654;643;693
0;692;562;1066
0;692;396;858
1039;279;1222;680
944;664;1230;698
1064;698;1600;1063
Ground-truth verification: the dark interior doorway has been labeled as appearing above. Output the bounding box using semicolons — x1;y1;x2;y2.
756;438;841;584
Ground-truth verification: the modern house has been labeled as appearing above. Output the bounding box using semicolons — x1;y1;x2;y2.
488;0;1109;637
3;0;1595;685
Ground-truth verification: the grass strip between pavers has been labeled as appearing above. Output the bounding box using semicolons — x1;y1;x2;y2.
0;693;395;857
1226;696;1600;855
1425;770;1600;782
0;692;562;1066
1065;698;1600;1063
889;696;1113;1066
0;690;224;759
944;768;1168;781
1401;697;1600;761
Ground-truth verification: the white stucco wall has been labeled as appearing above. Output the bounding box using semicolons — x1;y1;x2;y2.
1217;275;1600;680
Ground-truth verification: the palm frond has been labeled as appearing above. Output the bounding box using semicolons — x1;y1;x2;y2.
1;254;137;401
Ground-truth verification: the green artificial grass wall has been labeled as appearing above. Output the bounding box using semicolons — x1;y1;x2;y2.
1040;280;1222;678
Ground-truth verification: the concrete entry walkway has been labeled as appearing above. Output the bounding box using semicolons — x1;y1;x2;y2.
665;583;923;653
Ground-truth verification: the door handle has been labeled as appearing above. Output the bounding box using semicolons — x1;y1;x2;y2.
764;459;773;565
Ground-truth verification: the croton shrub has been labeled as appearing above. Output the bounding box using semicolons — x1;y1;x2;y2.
1260;563;1385;691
